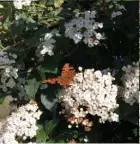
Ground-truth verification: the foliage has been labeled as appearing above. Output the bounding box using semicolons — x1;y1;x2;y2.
25;78;40;99
0;0;139;143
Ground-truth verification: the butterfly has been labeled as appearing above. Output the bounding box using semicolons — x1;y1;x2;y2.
42;63;75;87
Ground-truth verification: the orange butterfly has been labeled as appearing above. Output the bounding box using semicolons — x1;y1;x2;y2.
42;63;75;86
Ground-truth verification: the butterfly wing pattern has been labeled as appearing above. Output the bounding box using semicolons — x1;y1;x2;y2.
42;63;75;87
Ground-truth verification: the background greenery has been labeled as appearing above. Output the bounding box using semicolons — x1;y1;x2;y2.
0;0;139;143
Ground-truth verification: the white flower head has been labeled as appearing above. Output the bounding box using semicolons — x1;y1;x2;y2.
13;0;23;9
65;10;103;47
0;101;42;143
13;0;31;9
95;33;102;40
111;11;122;18
58;68;119;123
37;32;56;57
121;61;139;105
0;52;18;92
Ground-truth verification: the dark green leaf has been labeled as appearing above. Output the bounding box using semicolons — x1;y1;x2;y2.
132;128;138;137
0;96;6;104
10;19;25;38
36;128;47;142
44;119;59;135
25;78;40;99
47;0;55;5
38;66;58;74
122;112;138;125
58;140;65;143
52;130;78;142
2;4;12;25
119;101;138;125
46;139;55;143
40;94;57;112
25;17;37;31
119;101;138;117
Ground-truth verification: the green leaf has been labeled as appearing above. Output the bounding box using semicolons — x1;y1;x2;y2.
2;4;12;25
122;112;138;125
44;119;59;135
27;27;49;48
47;0;55;5
119;101;138;117
0;96;6;104
39;0;47;5
46;139;55;143
38;66;58;74
36;128;47;142
119;101;138;125
37;124;43;131
54;0;64;8
10;19;25;38
25;78;40;99
40;94;57;112
58;140;65;143
132;128;138;137
25;17;37;31
51;130;78;142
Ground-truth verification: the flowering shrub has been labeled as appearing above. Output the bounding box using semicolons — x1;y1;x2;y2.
0;0;139;143
0;100;42;143
65;11;104;47
121;61;139;105
58;68;119;123
0;52;18;93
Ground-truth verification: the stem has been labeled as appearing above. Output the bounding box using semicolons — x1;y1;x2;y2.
0;44;5;50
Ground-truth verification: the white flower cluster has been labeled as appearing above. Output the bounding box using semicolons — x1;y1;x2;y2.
121;61;139;105
110;1;126;18
65;11;103;47
0;52;18;92
37;33;56;57
58;68;119;123
96;0;126;18
13;0;31;9
0;101;42;144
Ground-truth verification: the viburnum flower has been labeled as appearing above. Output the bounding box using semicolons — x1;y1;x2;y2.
57;68;119;123
65;11;103;47
121;61;139;105
0;52;18;92
0;101;42;144
40;33;56;56
96;0;126;18
36;32;58;59
13;0;31;9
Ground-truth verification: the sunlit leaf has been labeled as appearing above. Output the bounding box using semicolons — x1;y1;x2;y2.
54;0;64;8
36;128;47;142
